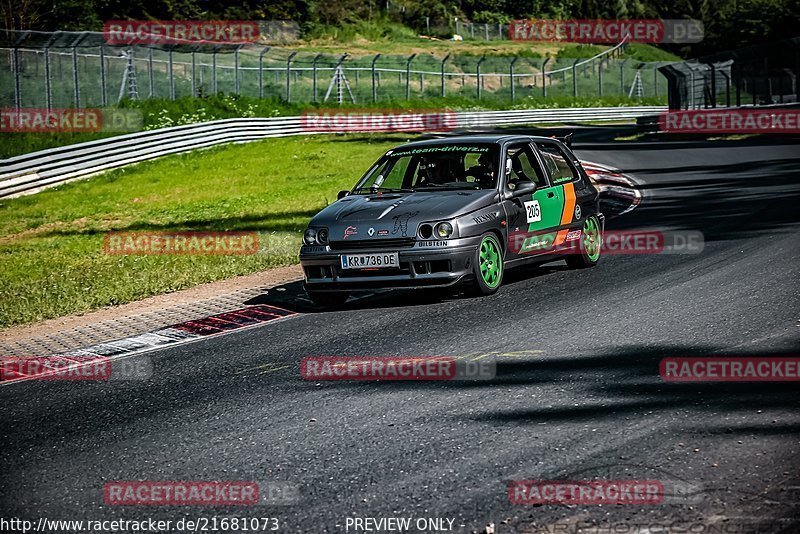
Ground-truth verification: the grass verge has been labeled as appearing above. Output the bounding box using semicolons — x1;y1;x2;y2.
0;134;409;328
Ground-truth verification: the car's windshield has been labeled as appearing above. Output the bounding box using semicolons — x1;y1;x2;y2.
353;144;499;193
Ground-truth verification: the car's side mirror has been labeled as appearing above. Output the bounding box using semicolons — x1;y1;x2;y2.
337;190;349;200
511;181;537;198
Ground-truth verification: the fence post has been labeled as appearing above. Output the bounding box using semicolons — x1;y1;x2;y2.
598;58;604;97
484;24;489;40
99;46;107;106
721;70;731;107
44;45;52;110
709;63;717;108
654;65;659;97
234;46;240;95
542;57;551;97
258;47;270;98
12;47;21;109
11;31;28;110
372;54;381;102
148;48;154;97
312;53;322;102
441;54;450;97
620;59;628;95
286;51;297;102
168;48;175;100
191;47;197;97
212;47;218;94
572;59;579;97
70;34;88;108
476;56;486;99
510;57;519;101
406;54;416;99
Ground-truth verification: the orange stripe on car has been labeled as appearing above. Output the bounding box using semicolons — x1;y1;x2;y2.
554;183;576;246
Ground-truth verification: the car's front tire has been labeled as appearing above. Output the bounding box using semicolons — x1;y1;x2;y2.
566;215;602;269
306;289;350;308
468;232;504;296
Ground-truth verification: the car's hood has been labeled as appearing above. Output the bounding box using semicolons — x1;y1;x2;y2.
311;190;497;241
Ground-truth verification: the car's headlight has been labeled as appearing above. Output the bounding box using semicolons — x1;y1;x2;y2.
435;222;453;238
316;228;329;244
303;229;317;245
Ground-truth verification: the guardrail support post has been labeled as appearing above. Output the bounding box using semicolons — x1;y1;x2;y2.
405;54;416;100
441;53;450;97
258;47;270;99
572;59;579;97
510;57;519;102
371;54;381;102
286;51;298;103
542;58;551;97
476;56;486;100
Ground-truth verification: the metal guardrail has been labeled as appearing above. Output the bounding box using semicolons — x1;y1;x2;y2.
0;106;665;199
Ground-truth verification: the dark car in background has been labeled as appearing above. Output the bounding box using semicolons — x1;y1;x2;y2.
300;135;604;306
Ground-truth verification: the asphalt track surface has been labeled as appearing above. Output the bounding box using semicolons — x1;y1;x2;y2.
2;127;799;533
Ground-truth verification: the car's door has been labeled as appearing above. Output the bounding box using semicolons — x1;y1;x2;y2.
501;141;562;259
533;140;591;249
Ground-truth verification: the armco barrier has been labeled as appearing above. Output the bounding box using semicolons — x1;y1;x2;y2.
0;106;664;198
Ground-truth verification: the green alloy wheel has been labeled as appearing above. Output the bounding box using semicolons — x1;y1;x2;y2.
566;215;602;269
471;232;504;296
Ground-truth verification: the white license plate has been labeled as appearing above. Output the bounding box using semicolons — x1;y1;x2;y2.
340;252;399;270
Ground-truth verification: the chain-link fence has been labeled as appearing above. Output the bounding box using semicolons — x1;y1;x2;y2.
1;30;671;109
659;37;799;109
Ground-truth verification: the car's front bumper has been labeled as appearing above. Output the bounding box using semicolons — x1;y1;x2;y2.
300;237;481;291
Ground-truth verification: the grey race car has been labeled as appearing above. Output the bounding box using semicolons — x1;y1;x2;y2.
300;134;604;307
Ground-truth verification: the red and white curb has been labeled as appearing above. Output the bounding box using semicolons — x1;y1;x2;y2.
0;304;298;385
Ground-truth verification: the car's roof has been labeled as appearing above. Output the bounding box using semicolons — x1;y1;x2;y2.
394;134;557;149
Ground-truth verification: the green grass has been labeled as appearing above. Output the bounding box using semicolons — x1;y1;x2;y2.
0;134;409;328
